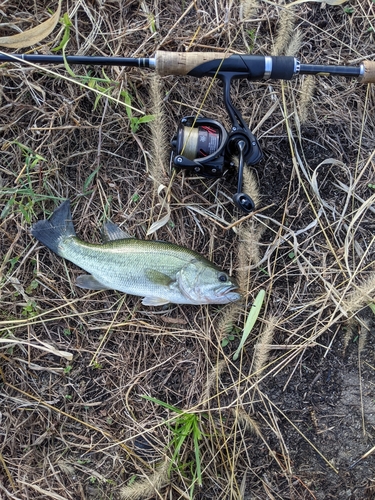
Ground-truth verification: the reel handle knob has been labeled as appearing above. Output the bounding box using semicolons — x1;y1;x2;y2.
232;192;255;213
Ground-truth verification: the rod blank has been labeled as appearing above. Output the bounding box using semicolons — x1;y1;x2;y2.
299;63;361;79
0;53;151;68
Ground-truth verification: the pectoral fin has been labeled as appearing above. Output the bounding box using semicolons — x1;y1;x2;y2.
101;221;132;242
145;269;174;287
142;296;170;306
76;274;111;290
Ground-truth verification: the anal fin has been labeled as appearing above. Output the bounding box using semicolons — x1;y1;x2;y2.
142;296;170;306
76;274;111;290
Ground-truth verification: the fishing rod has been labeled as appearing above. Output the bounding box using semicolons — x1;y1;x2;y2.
2;51;374;213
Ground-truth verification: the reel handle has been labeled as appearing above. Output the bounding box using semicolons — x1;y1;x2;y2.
232;140;255;214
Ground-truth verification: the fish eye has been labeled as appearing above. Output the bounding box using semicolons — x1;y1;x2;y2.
218;273;228;283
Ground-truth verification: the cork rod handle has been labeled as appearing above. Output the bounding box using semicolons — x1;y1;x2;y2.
155;50;230;76
360;61;375;84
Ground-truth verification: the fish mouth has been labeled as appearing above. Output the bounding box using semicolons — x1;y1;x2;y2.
218;284;241;299
219;283;239;294
213;285;241;304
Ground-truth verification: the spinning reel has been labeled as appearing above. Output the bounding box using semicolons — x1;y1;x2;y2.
170;73;263;213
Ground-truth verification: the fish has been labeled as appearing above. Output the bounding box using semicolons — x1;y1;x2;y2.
31;200;241;306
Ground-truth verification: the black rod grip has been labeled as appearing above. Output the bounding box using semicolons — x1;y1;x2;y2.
236;55;296;80
188;55;267;79
269;56;296;80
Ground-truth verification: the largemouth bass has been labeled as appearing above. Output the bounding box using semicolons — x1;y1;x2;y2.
31;201;241;306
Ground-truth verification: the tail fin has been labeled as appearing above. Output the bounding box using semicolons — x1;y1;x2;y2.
31;200;76;256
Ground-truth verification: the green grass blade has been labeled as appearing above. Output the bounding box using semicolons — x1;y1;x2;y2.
233;289;266;361
141;395;183;414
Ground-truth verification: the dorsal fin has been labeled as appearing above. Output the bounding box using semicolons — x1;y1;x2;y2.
101;221;132;242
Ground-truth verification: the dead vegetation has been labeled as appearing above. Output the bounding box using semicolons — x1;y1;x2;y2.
1;0;375;499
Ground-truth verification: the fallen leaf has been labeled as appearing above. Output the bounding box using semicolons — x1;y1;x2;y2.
0;0;62;48
0;337;73;361
146;184;171;235
287;0;347;6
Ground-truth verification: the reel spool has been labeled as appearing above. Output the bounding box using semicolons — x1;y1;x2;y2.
170;116;262;213
171;117;228;178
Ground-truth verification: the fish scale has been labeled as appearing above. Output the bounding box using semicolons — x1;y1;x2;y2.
61;238;199;296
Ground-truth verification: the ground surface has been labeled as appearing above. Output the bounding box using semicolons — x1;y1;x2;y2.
1;1;375;499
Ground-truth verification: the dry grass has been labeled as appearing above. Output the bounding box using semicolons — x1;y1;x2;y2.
1;0;375;499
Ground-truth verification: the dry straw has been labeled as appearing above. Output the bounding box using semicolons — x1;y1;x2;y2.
148;74;169;187
252;315;278;378
201;359;228;406
120;460;169;500
216;160;262;345
298;75;315;124
236;218;263;300
285;29;303;57
272;8;295;57
241;0;259;19
341;271;375;316
234;407;261;436
231;157;262;283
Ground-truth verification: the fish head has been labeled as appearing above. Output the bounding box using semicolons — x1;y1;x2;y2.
177;260;242;305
